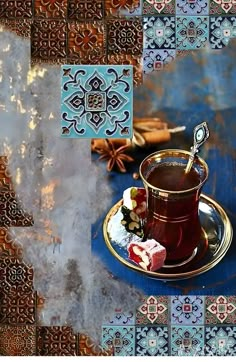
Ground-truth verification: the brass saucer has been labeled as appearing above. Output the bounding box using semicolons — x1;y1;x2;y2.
103;194;233;281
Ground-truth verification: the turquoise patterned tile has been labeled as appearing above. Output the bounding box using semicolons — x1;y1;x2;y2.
102;326;135;356
209;16;236;49
171;326;204;356
135;326;169;355
205;326;236;356
143;49;176;73
104;310;135;325
61;65;133;139
171;296;204;325
143;0;175;15
176;16;209;49
176;0;209;15
143;16;176;49
136;296;168;325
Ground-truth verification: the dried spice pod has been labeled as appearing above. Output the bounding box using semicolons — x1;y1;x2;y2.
121;205;143;237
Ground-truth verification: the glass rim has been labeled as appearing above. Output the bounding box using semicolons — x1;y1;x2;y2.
139;149;209;194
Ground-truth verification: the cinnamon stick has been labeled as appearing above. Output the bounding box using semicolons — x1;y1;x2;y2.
142;130;171;145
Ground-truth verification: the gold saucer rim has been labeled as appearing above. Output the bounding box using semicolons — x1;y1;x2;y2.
103;194;233;281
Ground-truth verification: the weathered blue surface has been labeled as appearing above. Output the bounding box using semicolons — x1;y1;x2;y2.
92;41;236;295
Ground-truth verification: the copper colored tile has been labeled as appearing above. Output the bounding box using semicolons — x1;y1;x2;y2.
15;19;32;38
0;325;36;356
34;0;68;18
67;53;107;64
0;191;34;227
105;0;140;16
0;228;22;258
68;0;103;21
0;257;34;294
0;156;11;187
37;326;77;356
68;21;106;60
31;20;66;61
108;54;143;86
107;18;143;56
78;334;114;356
0;0;32;19
0;290;36;325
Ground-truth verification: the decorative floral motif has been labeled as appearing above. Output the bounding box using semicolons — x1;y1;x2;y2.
0;228;22;258
171;326;204;356
105;310;135;325
0;1;32;18
68;0;103;20
102;326;135;356
105;0;140;15
171;296;204;325
206;296;236;323
79;334;113;356
143;16;176;49
61;65;133;138
136;326;168;355
0;258;34;294
143;0;175;14
108;54;142;86
210;0;236;14
68;22;105;60
0;325;36;356
136;296;168;324
209;16;236;48
176;16;209;49
176;0;209;14
34;0;67;18
205;327;236;356
0;291;36;325
0;191;33;227
37;327;77;356
143;49;176;73
31;20;66;61
107;18;143;55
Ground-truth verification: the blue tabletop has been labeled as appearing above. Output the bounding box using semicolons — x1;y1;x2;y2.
92;43;236;295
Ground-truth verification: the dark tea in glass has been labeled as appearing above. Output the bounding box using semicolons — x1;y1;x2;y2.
140;150;208;262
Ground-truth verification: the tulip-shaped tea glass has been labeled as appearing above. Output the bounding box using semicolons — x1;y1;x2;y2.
140;149;209;263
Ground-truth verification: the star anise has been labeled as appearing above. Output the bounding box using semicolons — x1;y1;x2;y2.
95;139;134;173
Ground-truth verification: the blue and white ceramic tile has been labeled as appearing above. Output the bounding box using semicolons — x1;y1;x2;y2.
135;326;169;356
171;326;204;356
143;49;176;73
171;296;204;325
61;65;133;139
205;326;236;356
176;0;209;15
104;310;135;326
102;326;135;356
143;16;176;49
176;16;209;49
209;16;236;49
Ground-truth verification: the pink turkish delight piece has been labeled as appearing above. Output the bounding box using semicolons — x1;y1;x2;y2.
123;187;147;219
127;239;166;271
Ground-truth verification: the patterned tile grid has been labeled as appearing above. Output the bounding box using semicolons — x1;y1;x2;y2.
61;65;133;139
101;295;236;356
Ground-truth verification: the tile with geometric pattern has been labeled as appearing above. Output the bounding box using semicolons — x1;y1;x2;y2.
176;16;209;49
171;296;204;325
143;49;176;73
136;296;168;325
107;54;142;86
102;326;135;356
205;326;236;356
205;296;236;324
171;326;204;356
34;0;68;18
135;326;169;356
176;0;209;15
105;0;140;16
79;334;114;356
0;191;33;227
0;325;36;356
0;0;32;19
104;310;135;326
61;65;133;139
210;0;236;14
36;326;77;356
67;0;103;20
143;0;175;15
143;16;176;49
209;16;236;49
0;228;22;259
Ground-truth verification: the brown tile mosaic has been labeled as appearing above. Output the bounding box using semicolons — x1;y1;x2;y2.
105;0;140;16
0;1;32;19
37;326;77;356
107;18;143;56
79;333;114;356
0;228;22;258
0;257;34;294
34;0;68;19
0;156;11;186
67;52;107;65
31;20;67;61
108;54;143;86
68;0;103;21
0;325;36;356
14;19;32;38
0;290;36;325
68;21;106;61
